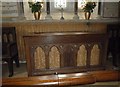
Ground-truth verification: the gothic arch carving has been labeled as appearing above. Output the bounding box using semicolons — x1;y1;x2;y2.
49;46;60;69
77;45;87;66
90;44;100;65
34;47;46;69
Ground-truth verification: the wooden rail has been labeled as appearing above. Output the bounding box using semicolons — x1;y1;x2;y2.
2;70;120;86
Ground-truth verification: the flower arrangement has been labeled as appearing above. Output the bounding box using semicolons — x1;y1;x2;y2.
28;1;42;13
82;2;96;13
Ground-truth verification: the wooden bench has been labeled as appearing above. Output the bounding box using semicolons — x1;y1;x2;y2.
24;32;108;76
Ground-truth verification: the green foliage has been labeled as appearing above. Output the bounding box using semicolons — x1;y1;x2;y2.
82;2;96;13
28;2;42;13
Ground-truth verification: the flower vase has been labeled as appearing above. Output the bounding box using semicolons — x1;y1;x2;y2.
34;12;41;20
85;12;91;20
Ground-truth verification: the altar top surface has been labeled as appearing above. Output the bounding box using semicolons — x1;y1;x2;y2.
1;18;120;24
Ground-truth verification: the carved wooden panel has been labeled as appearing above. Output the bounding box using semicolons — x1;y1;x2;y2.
3;31;15;42
24;33;108;76
3;34;8;43
34;47;46;69
90;44;100;66
49;46;60;69
8;34;14;42
77;45;87;66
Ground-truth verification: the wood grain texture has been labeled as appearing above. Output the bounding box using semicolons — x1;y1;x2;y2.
24;33;108;76
2;22;107;60
2;70;120;86
58;73;95;86
89;70;120;82
2;75;58;86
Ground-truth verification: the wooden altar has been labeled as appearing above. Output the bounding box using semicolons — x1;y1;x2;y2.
24;32;108;76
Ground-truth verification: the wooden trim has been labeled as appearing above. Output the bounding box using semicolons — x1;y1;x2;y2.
58;73;95;86
2;75;58;86
89;70;120;82
2;70;120;86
